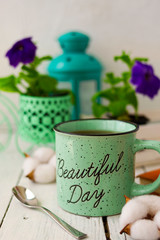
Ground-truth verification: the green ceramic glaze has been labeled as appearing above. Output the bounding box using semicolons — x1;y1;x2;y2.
19;94;71;144
54;119;160;216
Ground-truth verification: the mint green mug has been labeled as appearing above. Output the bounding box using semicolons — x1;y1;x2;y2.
54;119;160;216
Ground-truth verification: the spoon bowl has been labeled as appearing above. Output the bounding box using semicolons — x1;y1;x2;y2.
12;186;38;207
12;186;87;240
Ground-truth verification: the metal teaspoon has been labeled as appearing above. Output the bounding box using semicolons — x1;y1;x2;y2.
12;186;87;240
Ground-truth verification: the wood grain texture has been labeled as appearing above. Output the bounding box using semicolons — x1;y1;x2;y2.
0;163;106;240
1;113;160;240
0;137;23;224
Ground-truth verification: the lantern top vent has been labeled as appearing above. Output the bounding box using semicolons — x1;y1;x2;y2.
58;31;89;53
48;31;102;74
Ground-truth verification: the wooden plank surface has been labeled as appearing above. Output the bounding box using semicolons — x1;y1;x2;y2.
0;177;106;240
0;135;106;240
1;112;160;240
0;136;23;224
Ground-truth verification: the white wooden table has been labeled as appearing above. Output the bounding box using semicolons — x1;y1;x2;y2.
0;115;160;240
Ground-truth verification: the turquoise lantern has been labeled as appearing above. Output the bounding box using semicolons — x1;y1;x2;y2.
48;31;102;120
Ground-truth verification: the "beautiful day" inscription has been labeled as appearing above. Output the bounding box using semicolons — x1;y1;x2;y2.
57;151;124;208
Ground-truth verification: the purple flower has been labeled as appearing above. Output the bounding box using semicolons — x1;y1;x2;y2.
6;37;37;67
130;61;160;99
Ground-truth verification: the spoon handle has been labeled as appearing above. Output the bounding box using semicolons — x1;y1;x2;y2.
40;206;87;239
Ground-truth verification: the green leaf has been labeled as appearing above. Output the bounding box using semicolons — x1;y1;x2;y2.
132;57;148;65
15;76;21;84
92;88;119;102
0;75;20;93
125;88;138;112
114;51;133;68
106;87;126;101
92;91;102;102
121;71;131;84
38;56;52;61
92;84;139;118
92;102;108;118
116;85;138;114
38;75;58;93
104;72;122;85
91;50;141;118
29;55;52;69
19;72;37;85
21;65;38;76
107;100;128;117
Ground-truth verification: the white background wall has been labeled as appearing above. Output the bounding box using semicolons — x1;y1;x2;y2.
0;0;160;113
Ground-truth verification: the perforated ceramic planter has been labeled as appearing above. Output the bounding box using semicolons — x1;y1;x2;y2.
18;94;71;143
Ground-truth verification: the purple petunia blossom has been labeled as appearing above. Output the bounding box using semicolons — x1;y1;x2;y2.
130;61;160;99
6;37;37;67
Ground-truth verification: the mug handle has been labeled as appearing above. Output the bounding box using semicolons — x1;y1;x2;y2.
130;139;160;197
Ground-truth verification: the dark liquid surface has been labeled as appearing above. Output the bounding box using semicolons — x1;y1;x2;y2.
70;130;120;135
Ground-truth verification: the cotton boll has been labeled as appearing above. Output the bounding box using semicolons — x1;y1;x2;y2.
33;147;55;163
130;219;160;240
154;210;160;229
49;154;56;168
23;157;39;176
33;164;56;183
136;195;160;216
119;198;149;230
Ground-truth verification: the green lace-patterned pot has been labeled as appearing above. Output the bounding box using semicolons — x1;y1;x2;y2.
18;94;71;143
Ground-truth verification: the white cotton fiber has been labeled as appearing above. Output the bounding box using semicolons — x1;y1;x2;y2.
136;195;160;216
33;164;56;183
49;154;56;168
23;157;39;176
130;219;160;240
32;147;55;163
154;210;160;229
119;198;149;230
